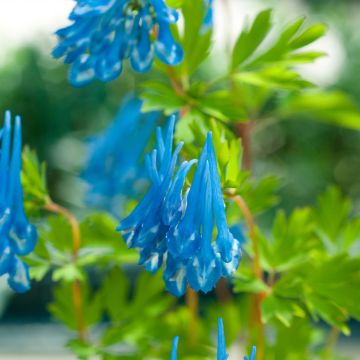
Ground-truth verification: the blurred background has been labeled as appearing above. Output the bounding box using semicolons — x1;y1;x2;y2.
0;0;359;358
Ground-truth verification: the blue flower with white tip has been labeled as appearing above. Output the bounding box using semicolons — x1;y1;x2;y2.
170;318;256;359
164;133;241;296
118;116;196;274
53;0;183;86
119;118;242;297
0;111;38;293
82;97;159;216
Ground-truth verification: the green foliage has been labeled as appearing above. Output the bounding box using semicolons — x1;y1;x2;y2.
313;186;360;254
16;3;360;360
22;147;48;213
231;9;273;69
179;0;212;75
231;12;327;97
279;91;360;130
27;213;137;282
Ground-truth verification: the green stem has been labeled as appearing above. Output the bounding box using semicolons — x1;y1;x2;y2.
323;327;340;360
44;198;87;342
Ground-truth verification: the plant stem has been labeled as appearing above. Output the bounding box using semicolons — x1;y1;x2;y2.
323;327;340;360
186;287;199;345
236;122;252;170
230;193;265;360
44;198;87;342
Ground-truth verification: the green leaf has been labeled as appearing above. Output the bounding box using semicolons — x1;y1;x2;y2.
180;0;212;74
288;23;327;50
100;267;130;321
235;175;279;214
246;17;306;67
49;278;102;330
232;9;272;69
52;263;85;282
29;263;50;281
280;91;360;130
22;147;48;213
141;80;185;114
234;66;314;90
261;295;298;327
312;186;357;253
67;339;99;359
233;268;269;294
256;208;318;272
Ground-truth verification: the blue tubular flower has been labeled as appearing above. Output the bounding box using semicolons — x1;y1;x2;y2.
217;318;228;360
164;133;241;296
119;121;241;297
170;336;179;360
0;111;38;293
53;0;183;86
186;162;221;293
118;116;196;274
82;97;159;215
207;135;241;266
244;346;257;360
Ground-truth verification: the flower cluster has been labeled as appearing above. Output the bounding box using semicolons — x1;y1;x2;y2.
118;117;241;296
0;112;38;293
82;97;159;216
170;318;257;360
53;0;183;86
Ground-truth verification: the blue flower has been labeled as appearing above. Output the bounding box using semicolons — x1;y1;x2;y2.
170;336;179;360
164;133;241;296
217;318;228;360
117;116;195;273
82;97;159;216
53;0;183;86
0;111;38;293
170;318;256;360
119;118;242;297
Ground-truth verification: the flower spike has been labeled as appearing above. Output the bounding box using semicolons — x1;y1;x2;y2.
0;111;38;293
119;124;242;296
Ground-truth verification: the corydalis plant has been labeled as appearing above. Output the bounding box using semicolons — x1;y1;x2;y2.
118;117;242;296
53;0;184;86
0;111;37;293
82;96;159;215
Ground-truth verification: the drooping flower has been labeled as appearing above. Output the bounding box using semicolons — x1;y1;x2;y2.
164;133;241;296
53;0;183;86
82;97;159;216
118;118;242;297
170;318;256;360
117;116;196;273
0;111;38;293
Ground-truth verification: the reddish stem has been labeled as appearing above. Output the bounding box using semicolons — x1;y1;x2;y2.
44;199;86;341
